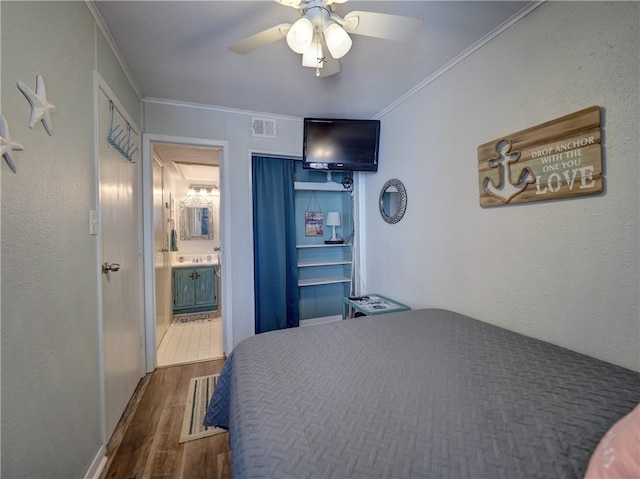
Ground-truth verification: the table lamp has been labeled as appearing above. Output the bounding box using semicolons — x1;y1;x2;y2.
325;211;342;244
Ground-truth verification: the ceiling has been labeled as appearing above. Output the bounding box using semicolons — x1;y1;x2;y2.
153;143;220;181
94;1;531;119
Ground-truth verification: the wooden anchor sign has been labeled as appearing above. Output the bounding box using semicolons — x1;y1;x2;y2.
478;106;602;207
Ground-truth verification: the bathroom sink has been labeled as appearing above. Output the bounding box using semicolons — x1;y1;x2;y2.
173;253;218;267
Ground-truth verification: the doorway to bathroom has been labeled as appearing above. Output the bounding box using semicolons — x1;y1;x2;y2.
142;135;230;370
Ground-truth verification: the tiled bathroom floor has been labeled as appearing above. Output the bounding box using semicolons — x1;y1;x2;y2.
157;318;223;367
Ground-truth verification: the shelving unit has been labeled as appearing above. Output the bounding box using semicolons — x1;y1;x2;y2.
294;165;354;322
297;244;351;287
294;181;345;191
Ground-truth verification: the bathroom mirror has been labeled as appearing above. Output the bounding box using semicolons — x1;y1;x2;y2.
179;195;214;240
379;178;407;224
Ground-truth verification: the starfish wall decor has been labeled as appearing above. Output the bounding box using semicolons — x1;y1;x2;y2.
0;115;24;173
17;74;56;136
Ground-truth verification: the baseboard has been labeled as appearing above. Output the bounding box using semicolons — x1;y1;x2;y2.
83;446;107;479
300;315;342;327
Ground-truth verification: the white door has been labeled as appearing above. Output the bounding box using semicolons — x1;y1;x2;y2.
98;85;145;440
153;156;171;346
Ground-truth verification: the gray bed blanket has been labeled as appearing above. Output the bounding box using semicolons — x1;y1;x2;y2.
204;308;639;478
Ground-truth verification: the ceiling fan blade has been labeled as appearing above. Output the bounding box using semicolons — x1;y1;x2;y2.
318;55;340;77
229;23;291;54
343;11;423;42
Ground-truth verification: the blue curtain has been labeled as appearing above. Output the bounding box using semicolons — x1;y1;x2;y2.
252;156;299;333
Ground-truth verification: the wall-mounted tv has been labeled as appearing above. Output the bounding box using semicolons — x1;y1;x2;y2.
302;118;380;172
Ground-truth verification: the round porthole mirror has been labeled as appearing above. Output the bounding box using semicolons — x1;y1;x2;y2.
379;178;407;224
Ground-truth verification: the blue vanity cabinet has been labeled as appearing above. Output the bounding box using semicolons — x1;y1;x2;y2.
172;265;217;313
193;266;217;307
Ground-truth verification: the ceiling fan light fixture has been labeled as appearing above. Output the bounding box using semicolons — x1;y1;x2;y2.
302;40;324;68
275;0;302;6
286;17;313;54
324;21;352;59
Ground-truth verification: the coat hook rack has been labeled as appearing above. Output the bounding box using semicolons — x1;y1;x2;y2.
107;101;137;163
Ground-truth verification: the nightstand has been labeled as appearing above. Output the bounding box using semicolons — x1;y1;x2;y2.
342;294;410;319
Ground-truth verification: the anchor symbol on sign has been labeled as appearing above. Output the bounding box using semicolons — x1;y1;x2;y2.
483;139;535;203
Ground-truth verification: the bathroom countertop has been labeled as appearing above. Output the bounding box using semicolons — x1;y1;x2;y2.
172;261;218;268
172;254;219;267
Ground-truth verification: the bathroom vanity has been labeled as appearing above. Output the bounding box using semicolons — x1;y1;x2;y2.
172;263;217;313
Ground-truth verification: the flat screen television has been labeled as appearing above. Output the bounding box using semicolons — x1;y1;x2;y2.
302;118;380;172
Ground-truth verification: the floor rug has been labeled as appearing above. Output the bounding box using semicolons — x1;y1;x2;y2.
179;374;226;443
172;311;217;325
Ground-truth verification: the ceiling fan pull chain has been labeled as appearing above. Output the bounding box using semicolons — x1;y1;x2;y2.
315;29;322;76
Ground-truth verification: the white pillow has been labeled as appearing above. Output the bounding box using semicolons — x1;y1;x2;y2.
584;403;640;479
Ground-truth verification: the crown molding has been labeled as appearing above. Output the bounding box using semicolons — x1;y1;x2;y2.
374;1;545;119
142;97;303;122
85;0;143;99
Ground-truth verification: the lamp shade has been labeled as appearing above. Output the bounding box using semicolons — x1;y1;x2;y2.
326;211;341;227
286;17;313;54
302;40;324;68
324;22;352;59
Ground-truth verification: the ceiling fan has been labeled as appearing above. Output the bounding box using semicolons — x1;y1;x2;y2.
229;0;423;77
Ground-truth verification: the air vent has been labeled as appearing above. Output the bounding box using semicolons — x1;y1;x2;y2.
251;116;277;138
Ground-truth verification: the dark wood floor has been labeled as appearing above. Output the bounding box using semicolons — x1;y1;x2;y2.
100;359;231;479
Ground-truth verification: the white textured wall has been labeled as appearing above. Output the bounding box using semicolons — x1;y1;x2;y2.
144;102;303;348
1;2;141;477
363;1;639;371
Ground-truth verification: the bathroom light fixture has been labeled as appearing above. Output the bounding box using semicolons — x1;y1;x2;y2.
325;211;342;244
189;184;219;196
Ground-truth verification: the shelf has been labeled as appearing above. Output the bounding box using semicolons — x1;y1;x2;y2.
297;243;351;249
294;181;346;192
294;165;353;321
298;276;351;287
298;259;351;268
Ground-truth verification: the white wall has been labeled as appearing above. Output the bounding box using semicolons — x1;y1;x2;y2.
363;1;639;371
144;101;303;348
1;2;141;477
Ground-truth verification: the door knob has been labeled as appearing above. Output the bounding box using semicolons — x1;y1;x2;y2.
102;262;120;274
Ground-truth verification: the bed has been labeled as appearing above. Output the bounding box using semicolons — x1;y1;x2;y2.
204;308;639;478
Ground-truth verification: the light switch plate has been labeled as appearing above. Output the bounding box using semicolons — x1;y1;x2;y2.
89;210;98;235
